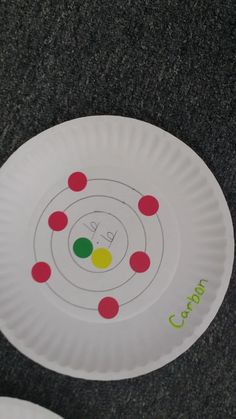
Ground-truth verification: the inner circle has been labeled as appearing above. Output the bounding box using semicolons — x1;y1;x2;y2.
68;211;129;273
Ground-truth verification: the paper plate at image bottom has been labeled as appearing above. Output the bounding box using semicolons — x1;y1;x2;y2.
0;398;62;419
0;116;234;380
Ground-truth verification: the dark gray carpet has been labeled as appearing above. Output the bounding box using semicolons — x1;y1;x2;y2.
0;1;235;418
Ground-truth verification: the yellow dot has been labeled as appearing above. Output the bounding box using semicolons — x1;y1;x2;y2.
91;248;112;269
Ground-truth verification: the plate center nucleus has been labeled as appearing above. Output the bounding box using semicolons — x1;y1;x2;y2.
68;211;129;273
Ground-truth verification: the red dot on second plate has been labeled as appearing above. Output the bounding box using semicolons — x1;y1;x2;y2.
129;251;150;273
68;172;87;191
98;297;119;319
31;262;51;283
138;195;159;216
48;211;68;231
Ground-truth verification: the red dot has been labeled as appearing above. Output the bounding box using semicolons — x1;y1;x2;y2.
138;195;159;216
98;297;119;319
31;262;51;283
68;172;87;192
129;251;150;273
48;211;68;231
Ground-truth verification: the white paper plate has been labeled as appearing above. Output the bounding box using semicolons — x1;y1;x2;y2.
0;398;62;418
0;116;234;380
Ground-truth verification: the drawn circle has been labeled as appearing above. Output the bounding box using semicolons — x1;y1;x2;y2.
34;182;164;307
68;210;129;274
68;172;87;191
73;237;93;258
31;262;51;283
98;297;119;319
92;248;112;269
48;211;68;231
129;251;151;273
138;195;159;216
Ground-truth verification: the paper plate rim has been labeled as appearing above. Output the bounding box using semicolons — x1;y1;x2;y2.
0;397;62;418
0;115;234;380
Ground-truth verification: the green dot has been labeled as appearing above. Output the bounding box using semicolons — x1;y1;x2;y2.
73;237;93;258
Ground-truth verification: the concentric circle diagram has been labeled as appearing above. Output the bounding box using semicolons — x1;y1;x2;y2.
32;172;164;319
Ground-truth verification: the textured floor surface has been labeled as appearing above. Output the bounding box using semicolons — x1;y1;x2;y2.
0;1;235;418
